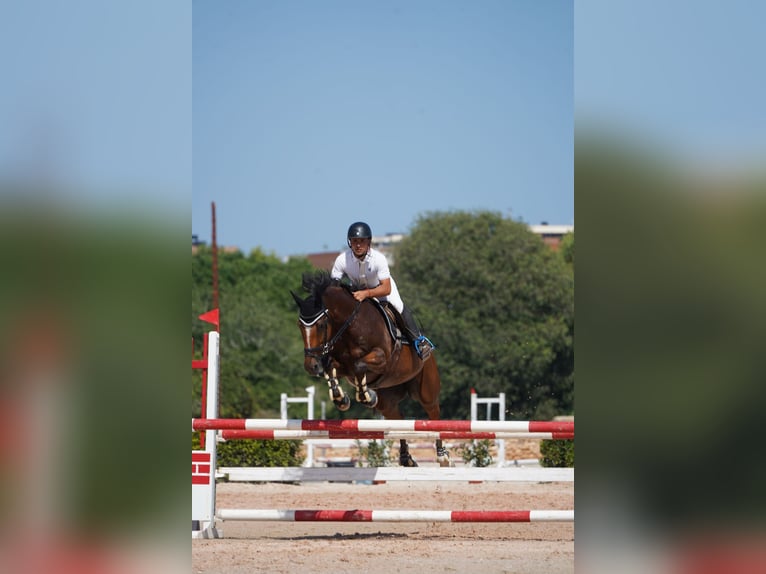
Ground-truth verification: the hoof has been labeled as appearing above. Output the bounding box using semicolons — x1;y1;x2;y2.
357;389;378;408
399;454;418;467
335;395;351;411
437;447;452;467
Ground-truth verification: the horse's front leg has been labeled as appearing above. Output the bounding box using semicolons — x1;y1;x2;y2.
324;367;350;411
351;348;388;408
352;374;378;408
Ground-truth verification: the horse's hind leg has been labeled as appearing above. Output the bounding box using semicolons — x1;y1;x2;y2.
434;439;450;467
375;387;417;467
416;400;450;465
398;439;417;467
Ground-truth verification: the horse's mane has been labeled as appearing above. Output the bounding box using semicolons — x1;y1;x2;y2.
297;271;352;319
302;270;355;295
301;270;333;298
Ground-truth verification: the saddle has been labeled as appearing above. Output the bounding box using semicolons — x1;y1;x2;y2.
368;299;405;346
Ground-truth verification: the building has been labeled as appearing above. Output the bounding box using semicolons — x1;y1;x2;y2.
528;223;574;251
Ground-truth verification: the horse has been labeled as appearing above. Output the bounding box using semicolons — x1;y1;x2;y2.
290;270;450;467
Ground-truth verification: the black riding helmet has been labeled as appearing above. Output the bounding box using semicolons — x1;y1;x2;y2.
347;221;372;247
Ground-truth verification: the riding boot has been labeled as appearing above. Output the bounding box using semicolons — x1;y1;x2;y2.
401;305;434;360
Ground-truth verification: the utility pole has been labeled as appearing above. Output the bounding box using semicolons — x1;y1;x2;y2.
211;202;219;316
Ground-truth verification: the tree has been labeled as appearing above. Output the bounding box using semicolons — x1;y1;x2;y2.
560;232;574;269
192;247;316;418
394;211;574;420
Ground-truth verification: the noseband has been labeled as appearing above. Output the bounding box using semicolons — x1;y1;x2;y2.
301;300;363;360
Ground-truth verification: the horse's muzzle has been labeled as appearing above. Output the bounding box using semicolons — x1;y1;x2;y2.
303;356;325;377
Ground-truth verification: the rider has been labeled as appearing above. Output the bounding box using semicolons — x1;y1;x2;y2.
330;221;435;360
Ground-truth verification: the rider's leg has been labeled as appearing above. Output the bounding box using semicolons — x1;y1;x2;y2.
401;305;434;360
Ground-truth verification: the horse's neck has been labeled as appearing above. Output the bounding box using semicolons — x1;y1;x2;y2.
324;287;357;322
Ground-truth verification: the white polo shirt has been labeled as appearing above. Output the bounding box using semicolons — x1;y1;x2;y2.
330;248;404;312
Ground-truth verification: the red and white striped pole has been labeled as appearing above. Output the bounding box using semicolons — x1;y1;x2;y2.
217;508;574;522
193;418;574;434
219;429;573;440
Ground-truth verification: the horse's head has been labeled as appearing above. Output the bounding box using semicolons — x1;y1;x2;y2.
290;271;336;376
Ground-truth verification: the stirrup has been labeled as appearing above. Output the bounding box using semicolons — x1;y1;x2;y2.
413;336;434;359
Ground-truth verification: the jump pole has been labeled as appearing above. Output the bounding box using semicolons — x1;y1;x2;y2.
219;430;574;440
193;418;574;433
219;465;574;483
216;509;574;522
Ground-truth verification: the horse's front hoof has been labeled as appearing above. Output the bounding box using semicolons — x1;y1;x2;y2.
357;389;378;408
335;395;351;411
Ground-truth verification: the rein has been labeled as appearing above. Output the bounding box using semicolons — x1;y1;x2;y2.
301;299;363;359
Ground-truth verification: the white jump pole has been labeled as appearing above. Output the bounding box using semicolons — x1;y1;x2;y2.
219;465;574;483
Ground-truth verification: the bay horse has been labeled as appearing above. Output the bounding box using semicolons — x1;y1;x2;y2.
291;270;450;467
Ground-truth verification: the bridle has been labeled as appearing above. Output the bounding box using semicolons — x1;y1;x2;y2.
300;299;363;361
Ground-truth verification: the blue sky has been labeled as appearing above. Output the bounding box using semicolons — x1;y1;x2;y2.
0;1;190;209
575;0;766;169
192;1;574;258
1;1;763;252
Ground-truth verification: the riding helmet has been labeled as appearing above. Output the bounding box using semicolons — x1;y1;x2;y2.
347;221;372;243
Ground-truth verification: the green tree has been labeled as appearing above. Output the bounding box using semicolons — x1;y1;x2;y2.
560;232;574;269
192;247;316;419
394;211;574;420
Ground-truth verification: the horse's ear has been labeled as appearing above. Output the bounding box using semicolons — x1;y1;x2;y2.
301;272;316;292
290;290;304;308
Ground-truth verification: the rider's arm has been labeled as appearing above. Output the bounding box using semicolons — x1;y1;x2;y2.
353;277;391;302
330;253;346;280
